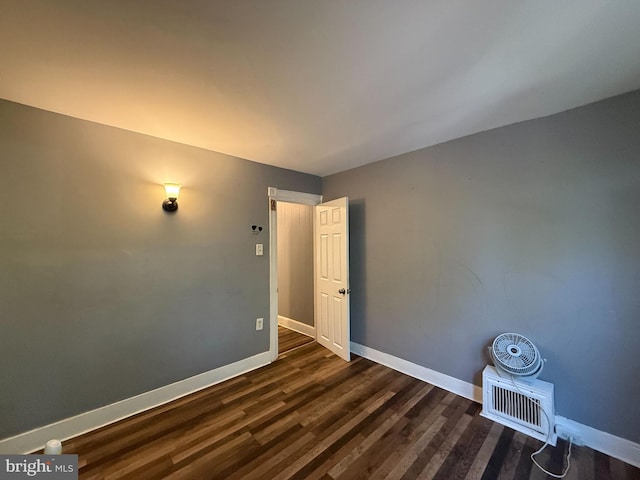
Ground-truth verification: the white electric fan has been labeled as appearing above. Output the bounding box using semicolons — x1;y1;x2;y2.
489;332;543;381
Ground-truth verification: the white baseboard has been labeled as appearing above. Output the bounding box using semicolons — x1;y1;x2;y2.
350;342;482;403
278;315;315;338
555;416;640;468
0;351;272;455
350;341;640;468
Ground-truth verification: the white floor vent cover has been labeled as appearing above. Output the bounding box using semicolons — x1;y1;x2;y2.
481;366;556;445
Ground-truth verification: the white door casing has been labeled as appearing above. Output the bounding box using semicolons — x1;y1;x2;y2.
268;187;322;361
315;197;351;361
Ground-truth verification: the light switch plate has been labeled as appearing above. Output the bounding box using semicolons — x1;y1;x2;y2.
256;244;263;256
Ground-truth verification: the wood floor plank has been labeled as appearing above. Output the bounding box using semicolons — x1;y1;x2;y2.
335;387;448;480
464;422;505;480
225;429;316;480
269;391;398;480
433;410;494;480
417;412;474;479
396;396;471;480
300;369;397;428
527;436;554;480
327;383;434;479
253;388;395;479
170;400;286;464
278;325;314;354
363;390;454;480
576;445;596;480
288;380;431;480
594;450;613;480
495;431;527;480
562;440;581;480
481;426;516;479
512;438;536;480
51;341;639;480
164;431;255;479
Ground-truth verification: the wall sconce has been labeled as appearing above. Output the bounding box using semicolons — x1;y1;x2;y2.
162;183;182;212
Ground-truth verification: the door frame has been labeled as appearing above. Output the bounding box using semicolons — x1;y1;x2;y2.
268;187;323;361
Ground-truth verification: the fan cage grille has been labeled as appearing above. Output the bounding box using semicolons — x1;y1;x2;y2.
492;333;541;376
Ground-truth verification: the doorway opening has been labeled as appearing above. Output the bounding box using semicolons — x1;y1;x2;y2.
276;200;315;355
268;187;351;362
268;188;322;361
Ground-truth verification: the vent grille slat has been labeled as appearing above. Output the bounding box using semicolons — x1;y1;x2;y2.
490;384;543;427
482;366;555;445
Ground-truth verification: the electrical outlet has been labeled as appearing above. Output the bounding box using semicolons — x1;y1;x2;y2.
256;317;263;330
555;424;582;445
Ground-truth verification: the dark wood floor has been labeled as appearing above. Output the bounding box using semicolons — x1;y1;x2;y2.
278;325;315;354
63;342;639;479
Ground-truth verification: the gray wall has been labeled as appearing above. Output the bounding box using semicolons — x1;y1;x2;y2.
322;90;640;443
277;202;314;326
0;99;320;439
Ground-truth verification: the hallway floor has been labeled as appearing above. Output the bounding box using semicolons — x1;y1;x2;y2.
278;325;314;354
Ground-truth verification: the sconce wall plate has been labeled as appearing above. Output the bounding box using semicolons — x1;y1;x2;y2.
162;198;179;212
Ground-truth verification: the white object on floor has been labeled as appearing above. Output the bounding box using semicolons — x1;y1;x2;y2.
44;439;62;454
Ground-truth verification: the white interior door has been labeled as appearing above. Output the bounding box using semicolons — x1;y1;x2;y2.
315;197;350;361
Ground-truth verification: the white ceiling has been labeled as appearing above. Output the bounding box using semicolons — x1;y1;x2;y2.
1;1;639;176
